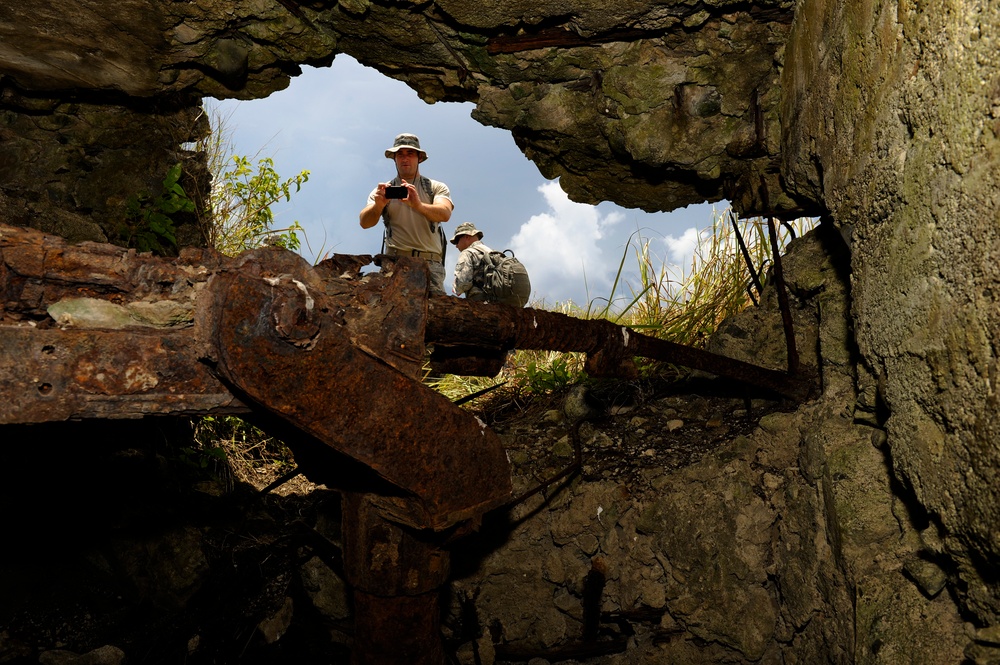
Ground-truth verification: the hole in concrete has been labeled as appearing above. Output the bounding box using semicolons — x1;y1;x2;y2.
208;55;728;308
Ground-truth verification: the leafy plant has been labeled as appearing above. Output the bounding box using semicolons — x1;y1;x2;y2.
194;103;311;257
208;155;310;256
523;354;578;393
192;415;296;489
121;163;195;255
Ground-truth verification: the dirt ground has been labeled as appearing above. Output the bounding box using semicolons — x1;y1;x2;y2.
477;375;788;490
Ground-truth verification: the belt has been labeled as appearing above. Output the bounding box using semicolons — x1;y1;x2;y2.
386;247;442;263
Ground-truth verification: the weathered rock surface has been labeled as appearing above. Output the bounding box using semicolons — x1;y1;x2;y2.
1;0;808;235
446;228;965;663
781;0;1000;638
0;98;208;246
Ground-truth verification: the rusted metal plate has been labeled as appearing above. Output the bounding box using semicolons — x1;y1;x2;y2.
0;223;219;309
341;491;451;595
0;325;245;423
351;591;444;665
338;256;429;379
204;270;512;531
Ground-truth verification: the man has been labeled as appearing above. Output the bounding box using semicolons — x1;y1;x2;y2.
359;133;454;295
451;222;493;302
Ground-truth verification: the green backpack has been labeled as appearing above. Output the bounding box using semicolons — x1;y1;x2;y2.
478;249;531;307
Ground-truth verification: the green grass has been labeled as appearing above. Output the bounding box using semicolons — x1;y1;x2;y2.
613;210;814;346
191;415;295;489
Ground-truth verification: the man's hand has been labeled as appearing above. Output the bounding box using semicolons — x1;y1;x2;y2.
361;179;453;228
359;183;394;229
373;182;394;206
396;180;420;207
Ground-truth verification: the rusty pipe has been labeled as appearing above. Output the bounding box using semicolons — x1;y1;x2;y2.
425;298;815;401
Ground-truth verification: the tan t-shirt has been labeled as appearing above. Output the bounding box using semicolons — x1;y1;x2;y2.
368;176;453;256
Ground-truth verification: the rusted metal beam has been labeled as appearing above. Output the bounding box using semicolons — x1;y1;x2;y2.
758;175;800;376
767;216;800;375
730;210;764;302
0;224;242;423
425;298;816;401
200;258;512;532
341;491;451;665
0;326;245;423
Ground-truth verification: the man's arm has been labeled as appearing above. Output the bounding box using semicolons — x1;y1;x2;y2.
405;193;453;223
359;200;385;229
359;185;389;229
453;249;474;295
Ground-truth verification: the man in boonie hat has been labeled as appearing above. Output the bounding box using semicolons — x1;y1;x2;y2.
359;133;454;295
383;133;428;162
451;222;493;302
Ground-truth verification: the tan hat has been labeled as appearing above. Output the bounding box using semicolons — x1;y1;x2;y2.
385;133;427;162
450;222;484;245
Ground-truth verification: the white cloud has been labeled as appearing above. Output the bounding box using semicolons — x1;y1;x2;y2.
508;181;623;305
662;226;701;276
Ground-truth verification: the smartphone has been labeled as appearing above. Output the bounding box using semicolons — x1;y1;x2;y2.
385;185;408;199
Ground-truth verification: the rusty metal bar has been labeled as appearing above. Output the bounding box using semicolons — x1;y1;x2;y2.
730;210;764;301
766;217;800;375
0;326;245;423
757;176;800;376
425;298;815;401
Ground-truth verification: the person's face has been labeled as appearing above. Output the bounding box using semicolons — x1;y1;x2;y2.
456;234;476;251
393;148;420;178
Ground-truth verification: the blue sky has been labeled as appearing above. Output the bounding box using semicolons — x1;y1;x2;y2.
211;55;727;307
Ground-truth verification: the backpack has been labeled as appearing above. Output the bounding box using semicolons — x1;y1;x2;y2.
478;249;531;307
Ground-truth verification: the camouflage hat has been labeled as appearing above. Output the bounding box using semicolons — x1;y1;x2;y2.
385;133;427;162
450;222;484;245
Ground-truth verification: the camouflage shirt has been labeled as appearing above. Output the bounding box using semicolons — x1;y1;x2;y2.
453;240;493;300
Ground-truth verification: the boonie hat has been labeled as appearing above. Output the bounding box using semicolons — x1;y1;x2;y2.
385;133;428;162
451;222;484;245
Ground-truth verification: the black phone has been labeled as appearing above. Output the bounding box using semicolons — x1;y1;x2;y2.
385;185;408;199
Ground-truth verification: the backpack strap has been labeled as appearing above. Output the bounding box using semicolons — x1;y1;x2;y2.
380;175;441;247
421;176;448;263
472;246;496;285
